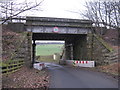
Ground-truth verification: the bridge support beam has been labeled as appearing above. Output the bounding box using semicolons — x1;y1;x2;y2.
26;32;33;68
65;41;73;60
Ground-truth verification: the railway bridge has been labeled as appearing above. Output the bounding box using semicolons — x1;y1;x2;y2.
2;17;118;88
7;16;113;67
25;17;93;65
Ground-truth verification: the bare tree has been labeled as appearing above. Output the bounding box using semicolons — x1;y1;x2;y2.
82;0;120;30
0;0;44;24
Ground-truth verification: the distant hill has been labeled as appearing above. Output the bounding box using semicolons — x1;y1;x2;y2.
36;42;64;45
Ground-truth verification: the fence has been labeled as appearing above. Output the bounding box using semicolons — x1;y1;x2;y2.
1;60;24;75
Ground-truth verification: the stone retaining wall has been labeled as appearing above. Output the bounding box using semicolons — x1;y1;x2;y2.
2;24;31;67
87;34;118;66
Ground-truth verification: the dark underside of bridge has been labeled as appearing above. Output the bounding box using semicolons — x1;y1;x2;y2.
32;33;86;41
29;16;92;62
32;33;87;60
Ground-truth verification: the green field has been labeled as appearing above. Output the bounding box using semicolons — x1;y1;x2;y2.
36;44;64;56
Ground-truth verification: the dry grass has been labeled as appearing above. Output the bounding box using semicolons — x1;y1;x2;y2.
36;55;59;64
97;62;120;76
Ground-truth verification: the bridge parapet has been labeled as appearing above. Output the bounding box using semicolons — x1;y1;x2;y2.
26;17;92;34
27;26;91;34
26;17;92;28
26;17;93;27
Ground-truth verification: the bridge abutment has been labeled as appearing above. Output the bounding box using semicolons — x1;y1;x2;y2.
65;35;87;60
65;41;73;60
73;35;87;60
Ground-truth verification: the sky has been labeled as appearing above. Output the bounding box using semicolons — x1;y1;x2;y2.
31;0;88;19
1;0;115;19
15;0;89;19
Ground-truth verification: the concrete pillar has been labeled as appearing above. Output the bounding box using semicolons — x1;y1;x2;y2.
25;32;32;68
65;41;73;60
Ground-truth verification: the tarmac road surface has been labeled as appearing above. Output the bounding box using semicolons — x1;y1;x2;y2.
45;63;118;88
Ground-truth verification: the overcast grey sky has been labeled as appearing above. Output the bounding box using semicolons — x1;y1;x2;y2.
33;0;87;19
16;0;114;19
15;0;89;19
1;0;115;19
0;0;93;19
